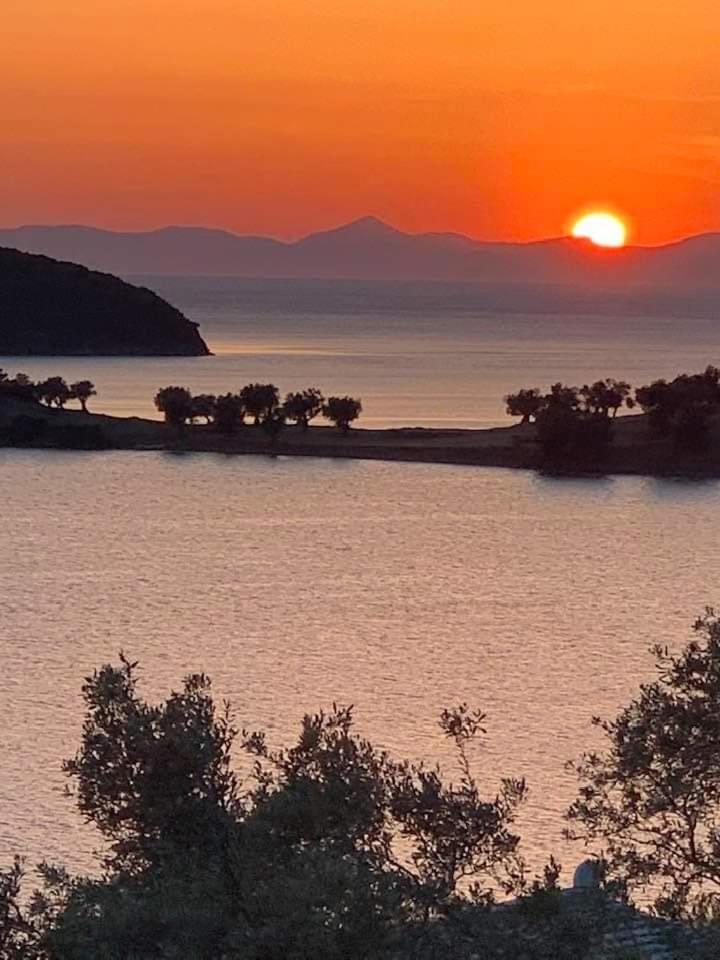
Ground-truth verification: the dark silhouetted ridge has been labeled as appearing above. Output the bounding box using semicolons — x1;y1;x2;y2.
0;220;718;286
0;247;210;356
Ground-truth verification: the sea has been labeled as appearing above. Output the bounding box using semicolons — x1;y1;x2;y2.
1;277;719;881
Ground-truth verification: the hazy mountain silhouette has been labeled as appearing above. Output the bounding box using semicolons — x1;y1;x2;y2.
0;218;718;286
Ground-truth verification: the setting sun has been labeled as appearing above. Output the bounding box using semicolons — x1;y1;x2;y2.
571;212;627;248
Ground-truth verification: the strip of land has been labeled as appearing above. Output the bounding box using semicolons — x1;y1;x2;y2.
3;397;720;477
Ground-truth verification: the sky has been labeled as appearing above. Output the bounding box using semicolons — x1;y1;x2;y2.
2;0;719;243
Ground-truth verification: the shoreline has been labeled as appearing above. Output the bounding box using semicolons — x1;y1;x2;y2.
3;399;720;478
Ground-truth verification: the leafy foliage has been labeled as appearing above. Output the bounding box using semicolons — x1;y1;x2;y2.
4;661;537;957
322;395;362;431
239;383;279;425
153;385;193;426
190;393;217;423
283;388;324;429
567;610;720;920
68;380;96;413
212;393;245;434
635;366;720;452
37;377;70;409
505;388;544;424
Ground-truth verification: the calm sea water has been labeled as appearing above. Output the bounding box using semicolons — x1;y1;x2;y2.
1;279;719;881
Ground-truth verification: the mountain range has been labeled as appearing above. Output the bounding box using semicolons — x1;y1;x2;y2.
1;217;719;287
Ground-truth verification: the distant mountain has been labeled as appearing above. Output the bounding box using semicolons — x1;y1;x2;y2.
0;247;210;356
0;218;718;287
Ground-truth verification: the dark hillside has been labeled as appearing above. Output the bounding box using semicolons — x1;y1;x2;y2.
0;247;210;355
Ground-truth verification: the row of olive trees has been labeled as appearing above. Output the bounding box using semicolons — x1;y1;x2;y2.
154;383;363;434
505;367;720;458
0;369;96;412
5;613;720;955
505;378;634;425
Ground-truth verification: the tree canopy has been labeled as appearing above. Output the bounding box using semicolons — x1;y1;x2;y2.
323;396;363;432
567;610;720;921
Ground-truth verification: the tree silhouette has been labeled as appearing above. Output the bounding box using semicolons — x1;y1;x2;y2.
567;609;720;919
190;393;216;424
283;388;325;430
154;386;193;426
38;376;71;408
635;367;720;447
69;380;97;413
213;393;244;434
505;388;543;424
240;383;279;425
0;372;37;402
323;396;362;432
580;379;632;418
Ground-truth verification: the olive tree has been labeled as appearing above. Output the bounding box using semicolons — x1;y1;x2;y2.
505;388;544;424
10;657;530;958
579;379;632;418
239;383;279;425
567;610;720;920
190;393;216;424
323;396;362;432
38;376;70;409
283;388;324;430
213;393;244;434
69;380;96;413
154;385;193;427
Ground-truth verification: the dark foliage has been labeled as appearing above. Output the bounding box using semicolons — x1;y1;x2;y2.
579;379;632;418
323;395;363;432
0;371;38;403
3;661;539;958
154;386;193;426
37;377;70;409
567;610;720;920
283;388;324;430
190;394;217;424
635;366;720;451
68;380;96;413
504;388;543;424
212;393;245;434
239;383;280;425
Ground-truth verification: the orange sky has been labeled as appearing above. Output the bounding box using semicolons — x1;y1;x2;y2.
2;0;719;243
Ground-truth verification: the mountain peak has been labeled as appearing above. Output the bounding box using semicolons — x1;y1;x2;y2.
298;216;404;244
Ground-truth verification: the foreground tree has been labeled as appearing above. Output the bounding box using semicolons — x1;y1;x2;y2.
69;379;96;413
38;376;70;408
505;388;544;424
567;610;720;920
323;396;362;432
0;858;39;956
283;388;324;430
6;658;534;958
240;383;279;425
154;385;193;427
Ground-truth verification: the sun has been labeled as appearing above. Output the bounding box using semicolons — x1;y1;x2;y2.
571;211;627;248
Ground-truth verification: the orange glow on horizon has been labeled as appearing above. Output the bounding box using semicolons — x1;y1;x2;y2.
2;0;719;244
